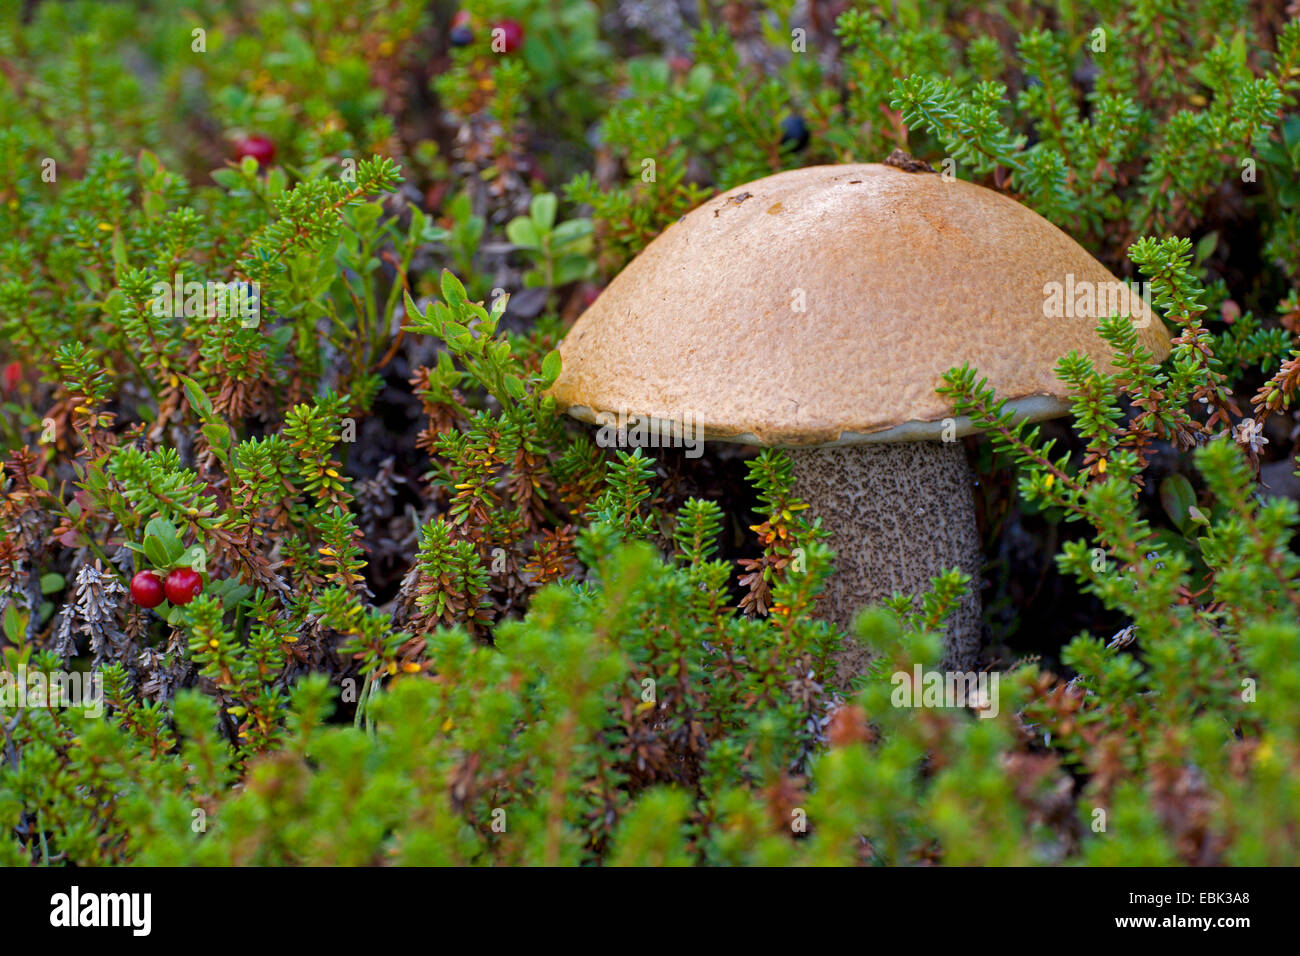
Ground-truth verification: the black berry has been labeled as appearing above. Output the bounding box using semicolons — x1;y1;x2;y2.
780;115;810;153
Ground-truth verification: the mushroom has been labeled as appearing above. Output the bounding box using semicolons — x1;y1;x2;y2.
549;161;1171;680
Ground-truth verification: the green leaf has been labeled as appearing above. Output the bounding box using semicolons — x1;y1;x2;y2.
503;374;527;400
208;578;253;605
110;228;129;273
266;167;288;196
1229;30;1247;68
551;219;593;246
541;349;562;385
440;270;468;308
523;36;555;81
177;375;214;419
202;422;232;451
506;216;543;249
142;192;167;219
211;168;244;190
39;573;64;595
403;289;426;324
143;534;172;570
138;149;159;179
144;517;186;564
2;604;25;644
530;193;558;232
408;206;428;244
1194;232;1218;267
554;254;594;285
1159;474;1198;534
348;201;384;232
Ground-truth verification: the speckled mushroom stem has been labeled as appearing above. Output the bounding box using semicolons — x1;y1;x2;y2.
788;441;982;683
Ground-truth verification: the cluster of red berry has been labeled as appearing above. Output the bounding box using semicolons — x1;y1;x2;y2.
129;567;203;609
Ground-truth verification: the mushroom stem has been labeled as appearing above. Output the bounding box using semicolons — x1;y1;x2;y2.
788;441;982;682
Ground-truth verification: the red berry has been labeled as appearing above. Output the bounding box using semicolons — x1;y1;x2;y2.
235;134;276;166
451;9;471;28
130;571;166;609
163;567;203;606
1;362;21;393
492;19;523;54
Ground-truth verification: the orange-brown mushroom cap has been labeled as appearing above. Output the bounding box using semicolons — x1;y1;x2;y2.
550;163;1172;447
